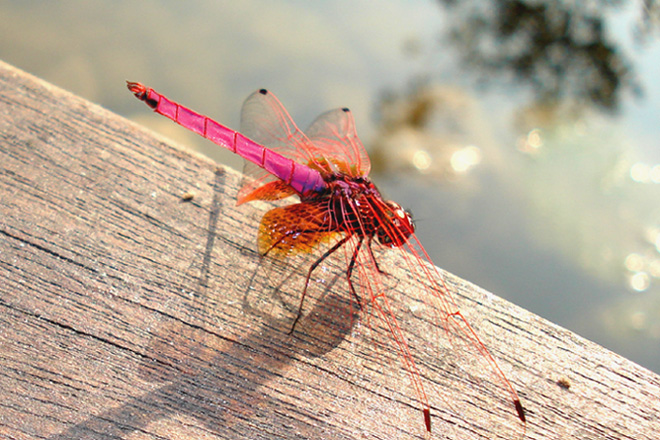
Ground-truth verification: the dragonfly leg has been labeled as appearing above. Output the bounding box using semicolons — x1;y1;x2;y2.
289;235;352;334
344;237;364;309
366;237;390;276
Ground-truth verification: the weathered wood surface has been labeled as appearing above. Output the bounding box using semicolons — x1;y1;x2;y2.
0;59;658;440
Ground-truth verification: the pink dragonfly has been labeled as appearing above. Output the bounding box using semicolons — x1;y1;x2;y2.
127;81;525;434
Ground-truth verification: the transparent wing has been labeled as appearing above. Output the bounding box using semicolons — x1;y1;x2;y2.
238;90;333;204
381;229;526;436
305;108;371;177
331;227;527;436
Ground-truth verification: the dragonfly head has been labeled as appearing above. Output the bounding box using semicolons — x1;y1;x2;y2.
376;201;415;247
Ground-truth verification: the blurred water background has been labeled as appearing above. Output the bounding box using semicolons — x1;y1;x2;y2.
2;0;659;374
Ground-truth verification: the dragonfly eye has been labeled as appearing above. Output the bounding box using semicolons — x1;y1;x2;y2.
376;201;414;247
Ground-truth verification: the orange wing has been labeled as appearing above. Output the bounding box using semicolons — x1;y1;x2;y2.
258;201;340;256
237;180;297;205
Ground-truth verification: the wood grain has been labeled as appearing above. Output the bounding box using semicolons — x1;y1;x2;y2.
1;60;658;439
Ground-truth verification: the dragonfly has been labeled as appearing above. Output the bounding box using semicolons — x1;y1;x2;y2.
126;81;526;434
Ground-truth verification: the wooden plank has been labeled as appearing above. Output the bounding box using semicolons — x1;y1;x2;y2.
0;59;658;439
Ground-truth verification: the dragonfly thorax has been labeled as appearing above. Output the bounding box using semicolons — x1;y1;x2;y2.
320;176;415;248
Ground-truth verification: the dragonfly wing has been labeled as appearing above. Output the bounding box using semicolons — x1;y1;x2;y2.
305;108;371;177
257;200;338;256
390;230;526;434
324;228;526;436
245;200;351;336
238;90;331;204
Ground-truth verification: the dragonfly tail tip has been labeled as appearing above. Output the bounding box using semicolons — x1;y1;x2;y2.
514;399;526;423
423;408;431;432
